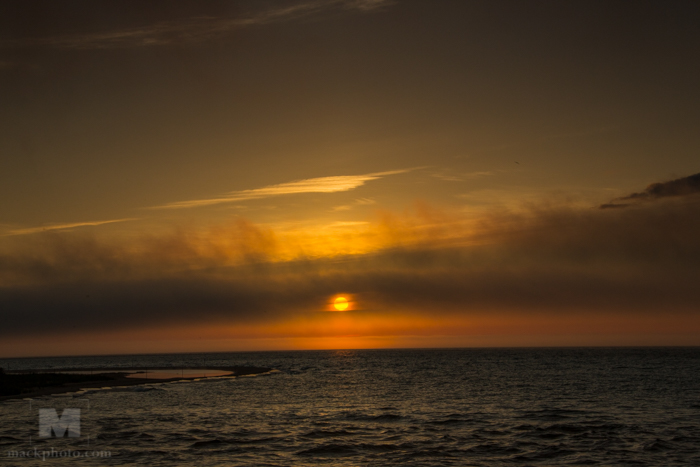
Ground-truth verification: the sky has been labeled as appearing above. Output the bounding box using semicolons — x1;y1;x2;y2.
1;0;700;357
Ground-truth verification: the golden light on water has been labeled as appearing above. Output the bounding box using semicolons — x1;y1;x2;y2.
334;296;349;311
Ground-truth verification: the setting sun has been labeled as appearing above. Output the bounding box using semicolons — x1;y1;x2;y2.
334;296;349;311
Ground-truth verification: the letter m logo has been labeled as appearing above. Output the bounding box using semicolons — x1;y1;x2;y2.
39;408;81;438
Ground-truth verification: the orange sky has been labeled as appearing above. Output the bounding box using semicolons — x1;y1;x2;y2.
1;1;700;356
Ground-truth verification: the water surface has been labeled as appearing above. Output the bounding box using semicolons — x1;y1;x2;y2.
2;348;699;465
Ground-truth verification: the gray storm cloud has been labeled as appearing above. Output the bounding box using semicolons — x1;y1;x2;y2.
601;172;700;209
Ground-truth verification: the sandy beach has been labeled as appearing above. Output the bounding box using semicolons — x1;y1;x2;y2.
0;366;271;401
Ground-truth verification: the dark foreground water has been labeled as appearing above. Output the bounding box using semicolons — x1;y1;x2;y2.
2;348;700;466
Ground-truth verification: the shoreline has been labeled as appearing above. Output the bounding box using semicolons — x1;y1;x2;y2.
0;366;271;401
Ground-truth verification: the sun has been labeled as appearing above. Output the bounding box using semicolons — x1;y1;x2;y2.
334;296;349;311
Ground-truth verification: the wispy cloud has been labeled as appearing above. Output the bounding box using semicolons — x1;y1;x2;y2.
1;0;395;50
432;171;493;182
332;197;377;211
151;169;411;210
6;218;138;236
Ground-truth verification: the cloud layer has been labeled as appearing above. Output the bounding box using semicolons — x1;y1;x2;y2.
2;192;699;340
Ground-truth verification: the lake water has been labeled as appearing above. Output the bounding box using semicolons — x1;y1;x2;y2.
2;348;699;465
